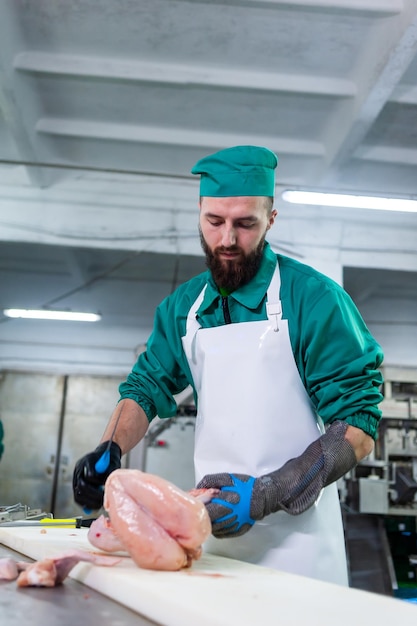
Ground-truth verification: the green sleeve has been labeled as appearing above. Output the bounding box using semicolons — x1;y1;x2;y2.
285;268;384;439
118;283;200;421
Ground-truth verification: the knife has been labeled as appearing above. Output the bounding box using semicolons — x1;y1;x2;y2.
0;517;90;528
94;403;124;474
82;404;125;516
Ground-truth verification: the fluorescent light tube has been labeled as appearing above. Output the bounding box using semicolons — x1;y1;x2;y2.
3;309;101;322
281;190;417;213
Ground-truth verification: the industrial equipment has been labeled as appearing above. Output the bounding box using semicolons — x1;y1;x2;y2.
341;366;417;593
342;366;417;516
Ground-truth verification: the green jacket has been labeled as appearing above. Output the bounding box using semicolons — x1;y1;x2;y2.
120;243;384;439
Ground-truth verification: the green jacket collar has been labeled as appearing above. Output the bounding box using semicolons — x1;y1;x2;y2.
198;242;277;314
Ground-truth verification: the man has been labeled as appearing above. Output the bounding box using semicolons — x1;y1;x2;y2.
73;145;384;585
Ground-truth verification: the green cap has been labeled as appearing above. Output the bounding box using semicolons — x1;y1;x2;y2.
191;145;278;197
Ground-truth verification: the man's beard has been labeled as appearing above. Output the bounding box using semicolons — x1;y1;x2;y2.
199;228;266;292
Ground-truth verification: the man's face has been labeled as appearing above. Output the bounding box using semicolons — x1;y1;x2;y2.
199;196;277;292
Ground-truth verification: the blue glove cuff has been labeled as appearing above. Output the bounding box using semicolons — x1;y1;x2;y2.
211;474;256;531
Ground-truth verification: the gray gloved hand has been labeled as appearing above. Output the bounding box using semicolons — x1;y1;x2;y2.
197;421;357;538
196;473;258;538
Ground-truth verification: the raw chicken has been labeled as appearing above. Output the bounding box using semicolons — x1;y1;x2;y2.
87;514;125;553
88;486;218;557
93;469;217;571
16;549;121;587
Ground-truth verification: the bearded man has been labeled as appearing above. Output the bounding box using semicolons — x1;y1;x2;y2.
73;146;384;586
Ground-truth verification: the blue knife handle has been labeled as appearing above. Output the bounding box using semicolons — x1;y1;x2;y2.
95;449;110;474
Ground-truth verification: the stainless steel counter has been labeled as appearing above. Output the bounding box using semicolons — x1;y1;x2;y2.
0;543;159;626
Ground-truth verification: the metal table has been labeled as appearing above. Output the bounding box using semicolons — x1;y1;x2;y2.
0;543;159;626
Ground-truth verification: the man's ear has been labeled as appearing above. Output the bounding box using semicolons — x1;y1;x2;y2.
267;209;278;229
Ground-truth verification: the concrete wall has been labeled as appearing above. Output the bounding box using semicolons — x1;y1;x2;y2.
0;369;196;518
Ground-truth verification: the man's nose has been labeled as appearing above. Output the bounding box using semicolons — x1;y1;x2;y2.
221;226;236;247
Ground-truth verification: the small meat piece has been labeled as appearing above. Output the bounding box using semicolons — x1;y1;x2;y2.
87;515;126;553
17;558;57;587
16;550;121;587
0;557;19;581
102;469;215;571
188;487;219;503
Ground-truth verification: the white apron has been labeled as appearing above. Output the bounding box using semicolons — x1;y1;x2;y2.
181;261;348;586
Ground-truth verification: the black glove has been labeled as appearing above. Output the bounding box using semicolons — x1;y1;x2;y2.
72;441;122;510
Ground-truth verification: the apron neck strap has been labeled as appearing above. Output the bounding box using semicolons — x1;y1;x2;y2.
266;260;282;331
186;284;207;333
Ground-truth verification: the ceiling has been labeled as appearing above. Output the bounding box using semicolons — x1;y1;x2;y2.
0;0;416;375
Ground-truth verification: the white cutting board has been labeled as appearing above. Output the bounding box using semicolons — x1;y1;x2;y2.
1;526;415;625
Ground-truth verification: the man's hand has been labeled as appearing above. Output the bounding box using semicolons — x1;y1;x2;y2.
196;473;260;538
72;441;121;510
197;421;359;537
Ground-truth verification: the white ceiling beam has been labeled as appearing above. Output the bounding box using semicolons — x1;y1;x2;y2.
280;0;402;9
354;144;417;165
179;0;403;14
15;51;356;98
0;4;48;187
322;12;417;184
64;248;90;286
36;117;326;157
0;85;48;187
390;83;417;104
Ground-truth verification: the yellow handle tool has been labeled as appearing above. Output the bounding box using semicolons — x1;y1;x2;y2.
0;517;82;528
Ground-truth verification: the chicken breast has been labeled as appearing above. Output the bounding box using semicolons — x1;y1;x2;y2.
101;469;214;571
